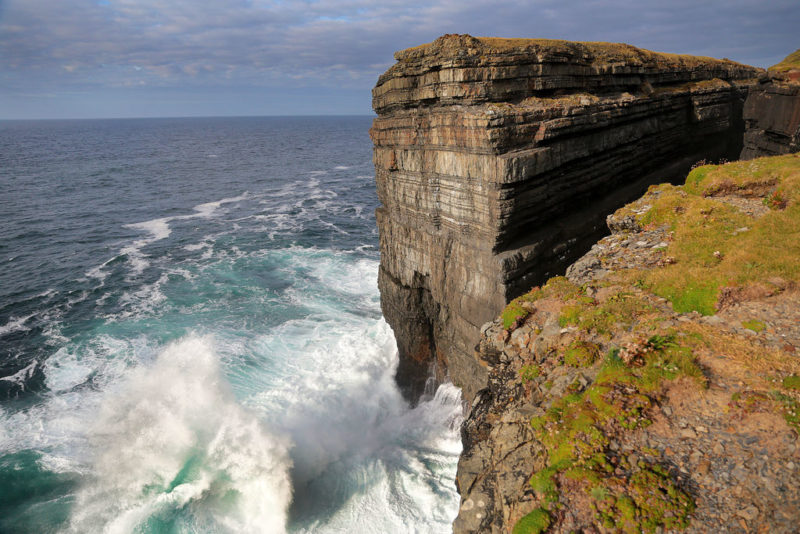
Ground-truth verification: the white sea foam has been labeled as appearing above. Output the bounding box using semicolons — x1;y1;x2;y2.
120;219;171;276
0;361;38;387
126;218;173;241
85;264;109;282
334;166;351;170
318;220;349;235
43;333;138;393
192;192;249;218
0;334;151;462
243;312;461;533
113;273;169;319
118;193;248;276
69;336;292;534
0;313;36;336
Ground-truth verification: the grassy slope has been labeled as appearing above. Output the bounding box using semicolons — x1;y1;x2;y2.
506;154;800;533
770;49;800;72
635;154;800;315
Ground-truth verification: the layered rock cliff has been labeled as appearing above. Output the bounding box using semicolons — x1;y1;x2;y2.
740;50;800;159
371;35;761;402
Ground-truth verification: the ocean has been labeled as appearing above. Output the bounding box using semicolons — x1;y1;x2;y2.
0;116;462;533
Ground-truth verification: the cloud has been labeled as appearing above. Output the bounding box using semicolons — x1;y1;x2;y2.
0;0;797;116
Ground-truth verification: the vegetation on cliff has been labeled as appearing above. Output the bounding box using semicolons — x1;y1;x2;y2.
770;49;800;73
623;153;800;315
396;35;750;71
494;154;800;533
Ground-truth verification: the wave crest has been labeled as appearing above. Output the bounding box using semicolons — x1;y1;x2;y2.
70;335;292;534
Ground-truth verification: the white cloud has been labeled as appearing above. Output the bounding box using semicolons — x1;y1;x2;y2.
0;0;797;101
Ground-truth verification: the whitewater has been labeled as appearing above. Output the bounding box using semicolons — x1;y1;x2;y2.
0;116;462;533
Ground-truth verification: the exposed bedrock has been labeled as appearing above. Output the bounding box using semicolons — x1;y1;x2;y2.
740;69;800;159
371;34;761;403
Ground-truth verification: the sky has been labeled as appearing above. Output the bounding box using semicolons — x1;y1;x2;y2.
0;0;797;119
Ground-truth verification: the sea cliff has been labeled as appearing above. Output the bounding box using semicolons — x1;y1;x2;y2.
372;37;800;533
371;34;760;402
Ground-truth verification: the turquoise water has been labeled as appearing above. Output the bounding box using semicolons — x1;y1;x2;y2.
0;117;462;533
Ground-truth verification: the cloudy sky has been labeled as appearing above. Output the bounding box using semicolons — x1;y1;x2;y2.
1;0;797;119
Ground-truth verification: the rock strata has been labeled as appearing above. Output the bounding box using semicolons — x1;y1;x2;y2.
740;51;800;159
371;34;761;402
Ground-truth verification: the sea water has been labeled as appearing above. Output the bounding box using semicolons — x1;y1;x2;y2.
0;116;462;533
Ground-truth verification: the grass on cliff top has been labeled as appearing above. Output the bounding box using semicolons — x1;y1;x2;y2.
502;277;580;329
505;154;800;534
524;324;699;532
503;277;700;533
770;49;800;72
396;34;748;69
629;154;800;315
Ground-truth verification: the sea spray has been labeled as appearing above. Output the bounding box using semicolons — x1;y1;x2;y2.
0;117;462;533
70;336;293;533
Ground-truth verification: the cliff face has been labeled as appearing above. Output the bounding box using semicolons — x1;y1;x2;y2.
371;34;761;402
454;155;800;533
740;51;800;159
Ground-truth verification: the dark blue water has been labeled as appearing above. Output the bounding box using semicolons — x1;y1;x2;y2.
0;117;461;533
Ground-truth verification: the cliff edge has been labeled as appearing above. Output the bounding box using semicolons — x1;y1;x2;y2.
371;34;761;402
455;154;800;533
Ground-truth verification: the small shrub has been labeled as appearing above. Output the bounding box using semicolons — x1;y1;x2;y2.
763;190;787;210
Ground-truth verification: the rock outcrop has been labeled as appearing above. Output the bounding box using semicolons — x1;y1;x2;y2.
740;50;800;159
454;154;800;533
371;35;761;402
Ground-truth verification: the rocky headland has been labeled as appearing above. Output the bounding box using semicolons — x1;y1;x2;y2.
371;34;760;402
372;37;800;533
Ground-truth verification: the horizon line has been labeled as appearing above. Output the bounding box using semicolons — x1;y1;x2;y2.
0;112;377;122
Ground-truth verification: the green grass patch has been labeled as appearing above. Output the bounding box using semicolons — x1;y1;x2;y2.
504;277;583;329
770;49;800;72
520;364;542;383
525;333;698;531
564;340;601;367
502;299;530;329
512;508;551;534
558;290;655;335
529;466;559;502
783;375;800;390
742;319;766;333
627;154;800;315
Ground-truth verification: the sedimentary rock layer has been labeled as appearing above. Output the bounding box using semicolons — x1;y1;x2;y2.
740;71;800;159
371;34;761;402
